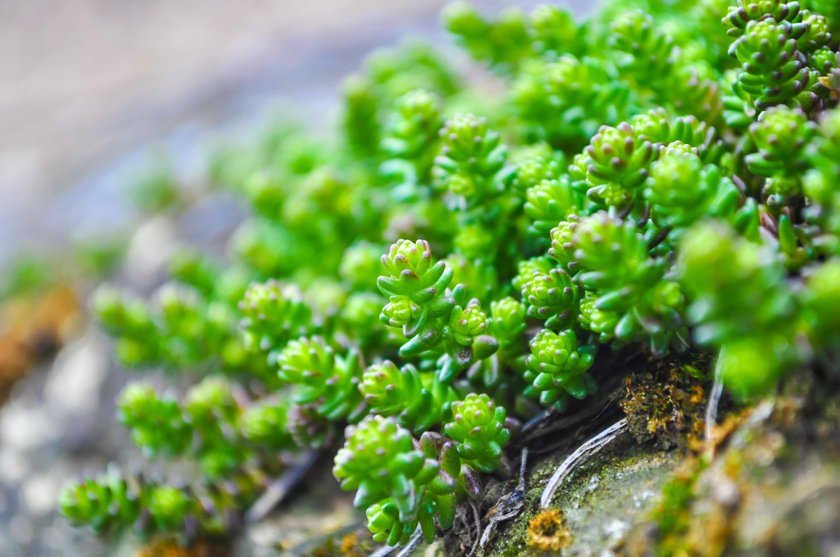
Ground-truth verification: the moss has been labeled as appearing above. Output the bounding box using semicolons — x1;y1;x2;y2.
619;378;840;557
487;436;678;557
527;508;572;553
620;357;711;450
645;457;707;556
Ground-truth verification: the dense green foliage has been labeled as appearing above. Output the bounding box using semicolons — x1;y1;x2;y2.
60;0;840;551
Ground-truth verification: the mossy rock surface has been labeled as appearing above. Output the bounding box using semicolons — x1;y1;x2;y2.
621;392;840;557
486;436;679;557
109;388;840;557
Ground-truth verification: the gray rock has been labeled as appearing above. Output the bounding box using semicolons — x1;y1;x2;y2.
121;214;181;288
44;329;110;420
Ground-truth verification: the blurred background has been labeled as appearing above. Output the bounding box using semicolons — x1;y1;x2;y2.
1;0;484;261
0;1;584;555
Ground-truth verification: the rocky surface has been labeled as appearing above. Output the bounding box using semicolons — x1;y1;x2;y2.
0;331;126;556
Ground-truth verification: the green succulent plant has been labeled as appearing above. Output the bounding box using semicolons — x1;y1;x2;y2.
729;18;820;112
433;113;508;208
333;415;456;544
512;55;632;149
572;212;686;354
520;266;579;330
360;360;457;433
525;328;596;408
582;123;657;208
645;142;740;232
746;105;818;195
380;89;444;191
61;0;840;551
241;397;296;450
117;384;192;459
377;239;499;382
275;336;366;423
443;393;510;473
59;470;146;537
524;177;582;236
239;280;313;354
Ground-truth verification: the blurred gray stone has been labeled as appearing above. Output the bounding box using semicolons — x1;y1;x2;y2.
0;396;59;452
122;214;181;288
44;329;109;419
21;473;60;517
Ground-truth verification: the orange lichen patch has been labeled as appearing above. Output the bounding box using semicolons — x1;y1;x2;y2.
678;495;732;557
527;508;572;553
136;537;228;557
0;284;81;402
339;531;372;557
137;538;191;557
0;335;31;384
621;361;708;450
302;529;372;557
688;409;749;455
138;539;189;557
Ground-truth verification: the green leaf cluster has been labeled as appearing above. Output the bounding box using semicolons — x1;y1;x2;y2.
61;0;840;550
334;394;509;545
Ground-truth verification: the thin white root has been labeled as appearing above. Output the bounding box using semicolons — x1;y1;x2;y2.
396;530;424;557
705;351;725;459
517;447;529;489
369;543;398;557
539;418;628;509
245;450;319;522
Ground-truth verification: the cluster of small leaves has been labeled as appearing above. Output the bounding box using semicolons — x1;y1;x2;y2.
333;394;509;545
723;0;835;123
59;466;267;541
377;239;501;383
62;0;840;551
